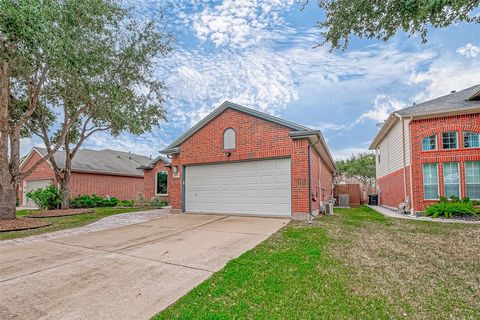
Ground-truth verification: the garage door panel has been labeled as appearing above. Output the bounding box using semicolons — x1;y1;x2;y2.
185;158;291;216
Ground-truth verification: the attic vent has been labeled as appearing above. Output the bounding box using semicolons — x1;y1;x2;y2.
117;155;120;159
451;90;456;94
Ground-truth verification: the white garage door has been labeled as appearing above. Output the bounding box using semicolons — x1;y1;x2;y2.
185;158;291;216
25;179;52;207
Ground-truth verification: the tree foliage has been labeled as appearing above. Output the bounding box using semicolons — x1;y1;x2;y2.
335;152;376;189
315;0;480;50
0;0;171;217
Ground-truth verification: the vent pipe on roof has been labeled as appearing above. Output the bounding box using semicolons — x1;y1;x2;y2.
451;90;456;93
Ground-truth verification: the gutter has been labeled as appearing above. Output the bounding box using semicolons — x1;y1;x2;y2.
308;135;321;224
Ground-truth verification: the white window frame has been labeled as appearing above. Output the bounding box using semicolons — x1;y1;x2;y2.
442;131;458;150
223;127;236;150
465;161;480;200
443;162;460;199
422;134;437;151
423;163;439;200
463;131;480;148
155;171;168;196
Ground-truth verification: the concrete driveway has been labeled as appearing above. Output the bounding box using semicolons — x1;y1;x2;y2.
0;214;288;320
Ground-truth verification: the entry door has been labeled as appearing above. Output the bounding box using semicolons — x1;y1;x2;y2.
185;158;291;216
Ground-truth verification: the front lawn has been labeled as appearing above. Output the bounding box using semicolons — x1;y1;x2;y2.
0;207;156;240
155;206;480;319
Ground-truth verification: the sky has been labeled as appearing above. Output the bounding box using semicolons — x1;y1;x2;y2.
22;0;480;160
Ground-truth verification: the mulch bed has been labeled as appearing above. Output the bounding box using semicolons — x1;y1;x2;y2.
0;218;52;232
26;208;94;218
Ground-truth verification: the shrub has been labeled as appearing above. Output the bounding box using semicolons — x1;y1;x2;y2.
26;185;61;210
425;199;476;218
150;197;166;207
101;197;119;207
118;200;134;207
70;195;96;208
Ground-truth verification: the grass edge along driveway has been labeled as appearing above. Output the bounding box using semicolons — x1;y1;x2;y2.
0;207;158;241
154;206;480;320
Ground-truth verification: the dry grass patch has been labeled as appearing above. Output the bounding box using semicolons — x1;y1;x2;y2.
321;207;480;319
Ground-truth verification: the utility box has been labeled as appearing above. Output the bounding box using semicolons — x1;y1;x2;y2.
368;194;379;205
338;194;350;207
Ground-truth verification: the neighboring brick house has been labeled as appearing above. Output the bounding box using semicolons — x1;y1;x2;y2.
18;148;152;207
139;154;172;203
159;101;336;219
369;85;480;212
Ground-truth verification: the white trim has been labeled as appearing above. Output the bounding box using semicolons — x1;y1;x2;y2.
423;163;439;200
155;170;168;196
443;162;461;199
465;161;480;200
441;131;458;150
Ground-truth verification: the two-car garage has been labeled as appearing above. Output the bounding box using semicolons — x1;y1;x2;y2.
184;158;291;216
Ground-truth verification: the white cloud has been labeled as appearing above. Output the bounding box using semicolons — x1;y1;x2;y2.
355;94;407;124
190;0;295;48
331;147;372;160
409;56;480;102
456;43;480;58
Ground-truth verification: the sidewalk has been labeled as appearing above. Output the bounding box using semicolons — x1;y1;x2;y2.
0;208;171;249
368;205;480;224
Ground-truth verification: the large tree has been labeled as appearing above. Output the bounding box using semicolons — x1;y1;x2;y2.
28;3;171;209
315;0;480;50
0;0;170;218
335;152;376;192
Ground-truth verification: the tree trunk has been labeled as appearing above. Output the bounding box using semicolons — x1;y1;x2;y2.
59;173;71;209
0;181;16;220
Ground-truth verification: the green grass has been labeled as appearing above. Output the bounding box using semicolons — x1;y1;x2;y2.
0;207;156;240
154;206;480;320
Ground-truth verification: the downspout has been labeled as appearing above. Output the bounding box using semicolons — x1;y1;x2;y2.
395;113;408;203
307;135;321;225
408;117;415;215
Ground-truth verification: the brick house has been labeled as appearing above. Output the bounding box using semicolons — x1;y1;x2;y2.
139;154;172;203
158;101;336;219
369;85;480;212
18;148;153;206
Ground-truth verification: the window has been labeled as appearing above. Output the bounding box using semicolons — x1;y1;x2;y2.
464;131;479;148
465;161;480;199
422;135;437;151
443;162;460;198
156;171;168;195
223;128;236;150
442;131;458;149
423;163;439;200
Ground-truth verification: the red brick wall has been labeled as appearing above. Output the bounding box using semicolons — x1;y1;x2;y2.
17;151;55;204
69;172;144;200
169;108;331;215
410;113;480;211
310;147;321;212
377;166;411;208
320;154;334;203
143;161;172;202
18;149;145;204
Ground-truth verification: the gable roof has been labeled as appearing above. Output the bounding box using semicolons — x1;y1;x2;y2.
395;84;480;118
31;147;151;177
370;85;480;149
138;154;172;170
164;101;311;150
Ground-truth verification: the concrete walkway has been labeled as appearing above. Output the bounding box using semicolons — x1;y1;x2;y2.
368;205;480;224
0;208;171;249
0;213;289;320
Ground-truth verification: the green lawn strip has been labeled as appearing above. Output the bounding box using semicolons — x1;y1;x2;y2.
155;206;480;320
0;207;157;240
155;208;393;320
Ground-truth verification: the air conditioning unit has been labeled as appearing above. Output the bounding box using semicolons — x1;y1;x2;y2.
338;194;350;207
325;201;334;215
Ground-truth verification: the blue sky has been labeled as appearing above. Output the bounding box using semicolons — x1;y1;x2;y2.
23;0;480;159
